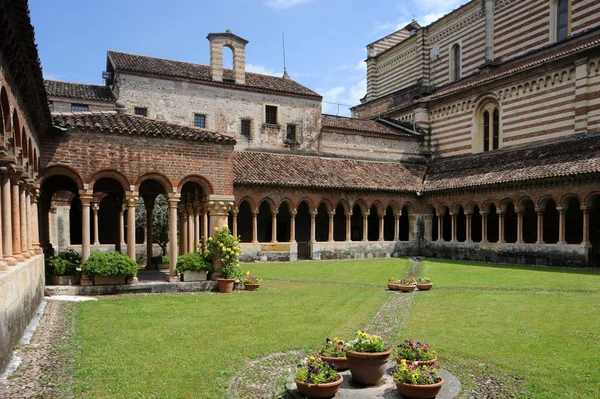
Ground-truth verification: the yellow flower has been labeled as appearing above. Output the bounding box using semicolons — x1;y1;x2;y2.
431;350;436;355
223;224;228;229
214;227;219;231
208;237;213;241
412;374;419;380
225;255;229;259
308;356;315;361
246;271;250;275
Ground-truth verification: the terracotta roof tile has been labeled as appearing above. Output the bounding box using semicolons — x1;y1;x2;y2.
107;51;322;100
45;80;116;103
423;133;600;192
51;111;235;144
233;151;426;192
322;114;416;137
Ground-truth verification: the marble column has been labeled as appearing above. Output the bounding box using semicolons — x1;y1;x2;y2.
193;198;201;251
119;205;126;250
362;212;368;242
536;209;544;244
31;188;41;254
481;213;488;243
79;191;93;288
0;177;4;270
378;214;384;241
345;211;352;242
167;193;180;282
516;212;524;244
19;183;30;259
271;210;278;243
438;213;444;242
466;213;472;243
582;207;590;246
0;169;14;265
497;210;505;244
309;210;317;244
232;208;239;238
557;207;566;244
25;186;33;255
180;204;188;254
92;202;100;245
186;203;194;252
145;198;154;269
206;195;234;279
251;209;258;243
328;211;334;242
290;210;297;243
11;177;24;262
450;213;457;242
394;213;400;241
126;193;138;261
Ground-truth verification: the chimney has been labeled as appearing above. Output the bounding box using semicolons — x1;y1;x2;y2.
207;30;249;85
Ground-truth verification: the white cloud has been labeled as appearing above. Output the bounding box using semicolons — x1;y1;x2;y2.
320;78;366;117
264;0;315;10
245;63;281;77
421;12;445;25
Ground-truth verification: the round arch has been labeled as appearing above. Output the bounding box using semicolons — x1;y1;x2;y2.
560;193;582;208
39;165;85;190
296;197;315;212
335;199;350;215
258;197;276;213
135;172;174;193
316;199;334;213
237;196;256;211
88;169;131;192
176;174;215;195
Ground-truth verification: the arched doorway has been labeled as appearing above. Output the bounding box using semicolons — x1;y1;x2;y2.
367;205;379;241
277;202;291;242
351;204;364;241
237;200;253;243
564;196;582;244
333;203;346;241
315;203;329;242
384;206;395;241
257;201;273;243
471;205;482;242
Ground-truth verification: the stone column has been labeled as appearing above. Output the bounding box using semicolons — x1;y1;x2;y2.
438;213;444;242
309;210;317;244
582;207;590;246
271;210;278;243
11;177;24;262
25;186;33;255
145;198;154;269
92;202;100;245
0;169;14;265
251;209;258;243
202;208;209;241
481;213;488;243
378;213;384;241
167;193;180;282
516;211;524;244
345;211;352;242
497;209;505;244
119;205;126;250
290;210;297;243
466;213;473;243
328;211;334;242
206;195;234;279
180;204;188;254
0;178;4;270
31;188;41;254
394;213;400;241
193;198;201;251
557;207;566;244
232;208;239;238
362;212;369;242
19;183;30;259
79;190;93;286
126;193;138;261
450;213;457;242
536;208;544;244
186;203;194;252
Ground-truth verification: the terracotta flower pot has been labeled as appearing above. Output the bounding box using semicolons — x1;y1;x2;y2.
320;355;350;371
295;375;343;398
387;283;401;291
244;283;260;291
345;349;393;385
398;285;416;292
394;377;444;399
416;283;433;291
217;278;235;293
397;357;438;366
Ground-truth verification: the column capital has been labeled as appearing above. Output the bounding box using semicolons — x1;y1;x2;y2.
271;210;279;216
125;192;139;208
167;193;181;207
206;194;234;216
79;190;94;205
557;207;566;213
232;207;239;215
363;211;370;217
291;209;298;217
310;210;318;217
92;202;100;212
328;210;335;217
496;209;504;215
346;210;353;217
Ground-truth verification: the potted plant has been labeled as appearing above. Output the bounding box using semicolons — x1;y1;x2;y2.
81;251;138;285
317;337;349;371
48;249;81;285
393;360;444;399
344;331;392;385
176;250;213;282
207;226;242;293
416;277;433;291
398;277;417;292
388;277;401;291
294;356;343;398
243;271;262;291
152;255;170;270
394;339;437;366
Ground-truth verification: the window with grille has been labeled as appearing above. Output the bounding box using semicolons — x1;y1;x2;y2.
265;105;278;125
134;107;148;117
71;103;89;112
241;119;251;139
286;124;297;141
194;114;206;128
557;0;569;41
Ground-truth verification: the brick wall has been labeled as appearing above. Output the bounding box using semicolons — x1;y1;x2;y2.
49;98;114;113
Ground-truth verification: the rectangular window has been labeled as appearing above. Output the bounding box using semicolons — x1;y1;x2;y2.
452;44;461;81
557;0;569;41
194;114;206;128
265;105;278;125
286;124;297;141
483;111;490;152
241;119;251;139
134;107;148;117
71;103;89;112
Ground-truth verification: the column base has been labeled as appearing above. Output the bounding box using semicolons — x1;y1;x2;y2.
4;256;16;266
13;254;25;262
0;260;7;271
167;274;180;283
581;242;591;247
34;246;43;255
557;241;566;245
81;275;93;286
309;240;316;244
127;276;139;285
93;241;100;246
535;240;544;244
21;251;31;259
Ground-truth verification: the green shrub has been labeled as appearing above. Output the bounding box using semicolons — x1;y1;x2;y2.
152;255;171;266
48;249;81;276
176;252;213;273
82;252;138;277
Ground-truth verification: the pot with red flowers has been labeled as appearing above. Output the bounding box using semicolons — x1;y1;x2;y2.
317;337;349;371
393;360;444;399
394;339;437;366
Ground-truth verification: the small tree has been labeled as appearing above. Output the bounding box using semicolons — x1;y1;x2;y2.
135;195;170;256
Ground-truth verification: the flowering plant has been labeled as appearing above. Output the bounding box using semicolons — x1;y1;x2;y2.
394;339;436;362
417;277;432;284
318;337;346;357
243;271;262;285
388;277;400;284
392;360;442;385
398;277;416;286
346;331;389;353
207;225;242;279
295;356;340;385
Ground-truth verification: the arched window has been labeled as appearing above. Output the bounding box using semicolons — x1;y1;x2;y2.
451;44;461;81
475;100;501;153
557;0;570;41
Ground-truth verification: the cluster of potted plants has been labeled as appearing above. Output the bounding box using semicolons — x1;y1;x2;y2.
294;334;444;398
387;277;434;292
48;249;82;285
81;251;139;285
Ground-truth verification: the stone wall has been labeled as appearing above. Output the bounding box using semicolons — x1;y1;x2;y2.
0;255;44;373
319;129;422;161
49;99;114;113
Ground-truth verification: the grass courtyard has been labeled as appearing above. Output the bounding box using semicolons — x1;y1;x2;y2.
70;259;600;398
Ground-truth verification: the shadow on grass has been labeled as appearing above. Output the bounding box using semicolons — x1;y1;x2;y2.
424;258;600;276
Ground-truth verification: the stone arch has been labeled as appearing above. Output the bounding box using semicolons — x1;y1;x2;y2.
258;197;276;213
502;200;517;243
135;172;174;194
39;165;85;190
295;200;312;243
350;201;366;241
296;197;315;212
256;200;273;243
317;199;334;213
21;128;28;160
482;202;499;243
538;195;558;210
237;199;253;243
438;204;451;241
386;200;400;216
1;86;10;135
237;196;256;211
472;94;501;153
351;199;368;215
276;200;292;243
88;169;130;192
383;204;395;241
335;199;351;215
471;204;482;242
584;192;600;208
369;200;384;216
333;202;347;242
315;202;329;242
452;203;466;242
367;203;380;241
12;110;20;148
559;193;582;208
564;195;582;244
519;198;537;243
177;174;214;195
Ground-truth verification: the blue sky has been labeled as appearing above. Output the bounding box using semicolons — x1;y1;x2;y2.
29;0;468;117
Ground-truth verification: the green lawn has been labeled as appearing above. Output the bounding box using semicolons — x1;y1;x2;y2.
71;259;600;398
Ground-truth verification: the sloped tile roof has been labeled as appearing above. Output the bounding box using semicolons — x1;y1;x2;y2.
233;151;426;192
45;80;116;102
107;51;322;100
322;114;416;137
430;32;600;100
51;111;235;144
423;133;600;192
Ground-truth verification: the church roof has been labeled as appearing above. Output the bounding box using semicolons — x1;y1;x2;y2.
45;80;116;103
107;51;322;100
322;114;419;138
233;151;426;192
423;133;600;192
51;111;236;144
